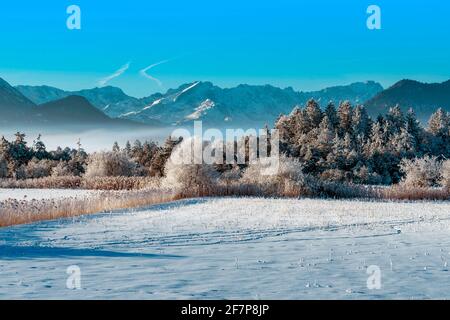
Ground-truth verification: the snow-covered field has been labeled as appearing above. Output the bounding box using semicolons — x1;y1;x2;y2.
0;188;97;201
1;197;450;299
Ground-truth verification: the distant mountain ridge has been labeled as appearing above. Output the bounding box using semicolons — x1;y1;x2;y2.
0;77;150;129
0;78;36;122
16;80;384;128
16;85;144;118
11;78;450;128
364;79;450;121
124;81;384;127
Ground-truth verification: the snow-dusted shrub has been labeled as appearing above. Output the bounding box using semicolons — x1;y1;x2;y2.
84;151;139;178
51;161;75;177
353;166;383;185
0;156;8;178
399;156;442;188
220;165;242;183
315;180;372;199
241;156;315;196
162;137;220;195
15;158;56;179
442;160;450;190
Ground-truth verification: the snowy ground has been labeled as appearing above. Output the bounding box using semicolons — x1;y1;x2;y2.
1;197;450;299
0;188;97;201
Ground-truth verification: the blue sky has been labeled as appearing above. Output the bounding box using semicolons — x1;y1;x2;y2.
0;0;449;97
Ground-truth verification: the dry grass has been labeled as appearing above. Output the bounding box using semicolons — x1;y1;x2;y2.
0;188;177;228
174;181;450;202
0;176;158;190
376;185;450;201
1;179;449;228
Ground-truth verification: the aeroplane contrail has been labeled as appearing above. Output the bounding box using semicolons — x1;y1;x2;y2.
139;59;170;87
98;62;131;86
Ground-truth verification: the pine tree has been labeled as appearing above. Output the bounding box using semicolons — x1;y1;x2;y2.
428;108;449;136
11;132;31;167
32;134;48;160
428;108;450;157
0;136;11;159
324;102;339;131
386;105;405;134
112;141;120;153
316;116;334;156
149;136;183;177
124;141;132;157
391;128;415;155
337;101;353;136
304;99;323;128
405;108;425;154
352;105;370;139
368;122;386;154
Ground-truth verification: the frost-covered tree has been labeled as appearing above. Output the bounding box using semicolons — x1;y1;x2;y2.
150;136;182;177
428;108;449;136
112;141;120;153
163;137;219;195
324;102;339;131
405;108;425;154
241;155;314;195
352;105;370;139
0;155;8;178
337;101;353;136
316;116;334;156
51;160;75;177
32;134;48;160
85;151;139;178
124;141;132;157
442;160;450;190
16;158;56;179
399;156;442;188
427;108;450;157
304;99;323;128
385;105;405;135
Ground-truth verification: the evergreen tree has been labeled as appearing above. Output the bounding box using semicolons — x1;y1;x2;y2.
428;108;449;136
10;132;32;168
324;102;339;131
428;108;450;157
112;141;120;153
149;136;183;177
405;108;425;154
352;105;370;139
304;99;323;128
32;134;48;160
124;141;132;157
316;116;334;156
337;101;353;136
386;105;405;134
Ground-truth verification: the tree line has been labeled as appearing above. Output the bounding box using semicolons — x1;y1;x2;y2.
0;100;449;187
275;100;449;185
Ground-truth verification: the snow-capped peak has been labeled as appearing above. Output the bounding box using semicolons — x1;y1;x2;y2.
173;81;200;102
185;99;215;120
142;98;163;111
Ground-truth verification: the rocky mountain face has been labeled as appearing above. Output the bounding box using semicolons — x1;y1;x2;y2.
121;81;384;128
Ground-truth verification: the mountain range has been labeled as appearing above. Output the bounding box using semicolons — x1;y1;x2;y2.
364;79;450;121
15;80;384;128
1;77;449;130
0;78;147;130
